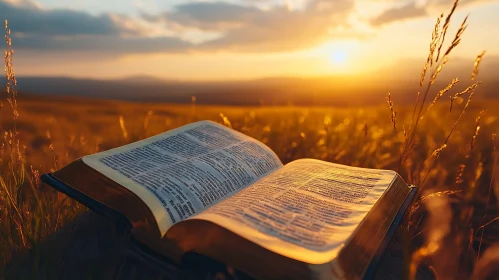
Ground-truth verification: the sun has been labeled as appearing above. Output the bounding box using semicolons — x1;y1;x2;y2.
328;50;348;65
304;41;360;72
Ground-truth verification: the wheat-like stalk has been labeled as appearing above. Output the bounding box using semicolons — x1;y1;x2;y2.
119;115;128;140
143;110;153;138
435;1;458;63
471;51;486;81
475;133;497;259
423;78;459;117
455;110;486;184
443;15;468;58
386;92;397;130
402;1;466;171
425;13;468;88
409;190;462;221
219;113;232;128
469;111;485;155
420;89;478;188
3;20;19;120
432;144;448;157
450;81;481;112
1;20;33;262
420;14;444;88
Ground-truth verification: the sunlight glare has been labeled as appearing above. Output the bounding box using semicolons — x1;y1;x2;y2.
304;41;363;72
329;50;348;65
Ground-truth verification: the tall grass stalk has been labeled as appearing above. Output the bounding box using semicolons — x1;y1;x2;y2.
394;1;499;278
1;20;83;268
399;0;470;180
1;19;30;264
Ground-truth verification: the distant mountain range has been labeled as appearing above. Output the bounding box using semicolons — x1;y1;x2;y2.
6;56;499;106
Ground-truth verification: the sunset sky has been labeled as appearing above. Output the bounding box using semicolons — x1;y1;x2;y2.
2;0;498;80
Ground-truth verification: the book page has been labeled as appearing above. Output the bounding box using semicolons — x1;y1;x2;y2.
82;120;282;236
191;159;398;264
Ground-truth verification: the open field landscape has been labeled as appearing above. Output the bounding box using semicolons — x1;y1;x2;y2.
2;93;499;278
2;0;499;278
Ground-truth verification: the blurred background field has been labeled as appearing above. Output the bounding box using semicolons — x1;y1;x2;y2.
5;95;498;173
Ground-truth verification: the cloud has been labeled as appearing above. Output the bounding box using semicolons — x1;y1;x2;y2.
2;0;498;55
12;35;193;54
0;0;135;36
430;0;487;6
144;0;358;52
370;2;428;26
2;0;362;54
1;0;195;53
369;0;499;26
145;2;261;31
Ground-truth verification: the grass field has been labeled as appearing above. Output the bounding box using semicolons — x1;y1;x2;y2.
2;0;499;279
1;94;498;278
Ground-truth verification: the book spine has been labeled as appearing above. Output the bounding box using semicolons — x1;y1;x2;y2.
361;186;417;280
41;173;132;231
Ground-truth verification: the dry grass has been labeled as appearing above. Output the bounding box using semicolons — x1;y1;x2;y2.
1;0;499;278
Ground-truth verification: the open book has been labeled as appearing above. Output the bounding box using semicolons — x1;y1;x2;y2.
41;120;415;280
